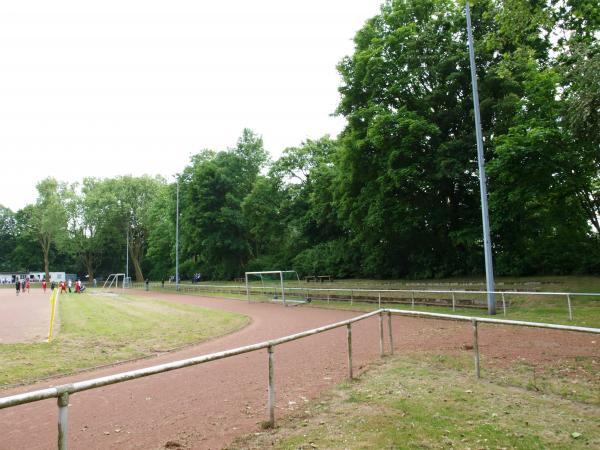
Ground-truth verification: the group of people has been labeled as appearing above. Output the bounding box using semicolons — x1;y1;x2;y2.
15;278;85;295
58;279;84;293
14;278;30;295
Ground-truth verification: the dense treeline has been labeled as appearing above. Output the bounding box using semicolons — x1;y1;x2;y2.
1;0;598;281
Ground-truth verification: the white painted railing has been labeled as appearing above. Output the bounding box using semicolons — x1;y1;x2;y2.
136;282;600;320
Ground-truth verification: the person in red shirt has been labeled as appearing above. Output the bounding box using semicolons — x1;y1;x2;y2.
60;281;67;293
42;279;47;292
25;279;30;293
75;280;81;293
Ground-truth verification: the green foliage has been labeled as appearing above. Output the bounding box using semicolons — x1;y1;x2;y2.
292;239;358;278
145;183;176;280
179;129;268;279
333;0;599;277
4;1;600;280
0;205;16;271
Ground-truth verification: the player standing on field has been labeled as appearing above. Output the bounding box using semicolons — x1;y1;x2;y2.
15;279;20;296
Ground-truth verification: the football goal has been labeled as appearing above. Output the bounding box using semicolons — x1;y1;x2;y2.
102;273;127;289
245;270;308;307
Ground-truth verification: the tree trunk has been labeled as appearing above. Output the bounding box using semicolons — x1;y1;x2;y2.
44;252;49;283
131;255;144;282
84;254;94;285
41;235;50;282
130;241;144;281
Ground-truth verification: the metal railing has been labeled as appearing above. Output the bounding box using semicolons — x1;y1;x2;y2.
131;282;600;320
1;308;599;450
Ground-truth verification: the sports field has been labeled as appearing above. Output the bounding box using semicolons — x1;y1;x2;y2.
0;289;248;387
0;288;598;449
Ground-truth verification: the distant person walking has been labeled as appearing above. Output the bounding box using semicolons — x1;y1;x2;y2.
60;281;67;294
25;279;30;293
75;279;81;293
42;279;47;292
67;279;72;293
15;279;20;296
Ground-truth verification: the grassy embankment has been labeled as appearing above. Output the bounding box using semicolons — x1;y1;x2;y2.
156;276;600;328
230;352;600;450
226;277;600;449
0;292;248;387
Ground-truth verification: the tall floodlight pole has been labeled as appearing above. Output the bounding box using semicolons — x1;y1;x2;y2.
126;226;129;284
466;1;495;314
175;175;180;292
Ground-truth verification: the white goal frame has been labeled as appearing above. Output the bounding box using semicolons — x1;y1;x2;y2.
103;273;126;289
245;270;304;307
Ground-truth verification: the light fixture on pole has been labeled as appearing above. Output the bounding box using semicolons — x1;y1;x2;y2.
466;0;496;314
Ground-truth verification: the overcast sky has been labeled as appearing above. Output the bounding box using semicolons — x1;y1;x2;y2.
0;0;382;211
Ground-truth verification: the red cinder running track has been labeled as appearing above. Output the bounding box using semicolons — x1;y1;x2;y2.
0;290;597;449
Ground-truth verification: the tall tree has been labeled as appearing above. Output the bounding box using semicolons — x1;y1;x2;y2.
110;176;164;282
31;178;71;281
0;205;17;271
180;130;269;279
145;183;176;280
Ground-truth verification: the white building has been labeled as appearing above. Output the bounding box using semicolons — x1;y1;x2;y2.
0;271;66;284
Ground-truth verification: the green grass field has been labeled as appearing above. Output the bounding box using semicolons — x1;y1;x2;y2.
230;353;600;449
0;292;249;388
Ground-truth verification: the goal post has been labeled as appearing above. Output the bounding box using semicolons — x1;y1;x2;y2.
102;273;126;290
245;270;304;307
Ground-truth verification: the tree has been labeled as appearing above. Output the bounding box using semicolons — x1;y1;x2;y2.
335;0;498;277
68;178;114;282
334;0;599;277
145;183;176;280
11;206;43;272
30;178;71;281
0;205;17;271
180;130;269;279
109;176;164;282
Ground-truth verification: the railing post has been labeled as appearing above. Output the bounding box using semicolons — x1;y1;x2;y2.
245;274;249;303
567;294;573;321
472;319;480;379
350;289;353;306
501;293;506;316
347;323;353;379
267;345;275;427
327;291;330;304
387;311;394;355
411;290;415;308
379;312;384;357
452;292;456;311
57;391;69;450
378;291;381;308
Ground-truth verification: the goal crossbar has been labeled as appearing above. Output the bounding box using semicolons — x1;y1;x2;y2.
103;273;126;290
245;271;304;307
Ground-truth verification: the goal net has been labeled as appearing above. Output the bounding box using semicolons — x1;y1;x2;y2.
245;270;308;306
102;273;127;289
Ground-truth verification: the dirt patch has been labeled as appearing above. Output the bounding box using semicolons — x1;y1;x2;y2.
0;288;52;343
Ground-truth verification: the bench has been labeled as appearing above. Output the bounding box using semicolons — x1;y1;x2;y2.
304;276;317;282
317;275;332;283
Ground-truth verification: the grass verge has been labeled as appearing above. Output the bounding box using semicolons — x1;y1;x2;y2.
0;292;248;387
229;353;600;449
155;276;600;328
